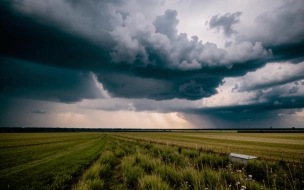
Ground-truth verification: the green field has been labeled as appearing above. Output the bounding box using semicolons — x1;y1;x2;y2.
0;133;107;190
1;132;304;190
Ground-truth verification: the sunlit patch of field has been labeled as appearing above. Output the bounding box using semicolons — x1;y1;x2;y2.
170;132;304;145
111;132;304;162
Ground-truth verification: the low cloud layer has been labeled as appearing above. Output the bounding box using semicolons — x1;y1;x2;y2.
0;58;102;103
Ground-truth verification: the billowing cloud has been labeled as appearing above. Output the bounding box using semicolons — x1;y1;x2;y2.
154;9;179;41
109;12;170;65
1;0;304;128
248;0;304;46
0;1;272;101
238;0;304;62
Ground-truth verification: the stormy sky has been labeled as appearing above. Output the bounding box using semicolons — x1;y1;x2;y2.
1;0;304;128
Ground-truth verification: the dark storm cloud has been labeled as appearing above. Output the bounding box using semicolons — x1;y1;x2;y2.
209;12;242;37
96;73;222;100
0;0;301;108
1;0;304;130
0;1;272;102
32;110;47;114
268;41;304;63
0;58;102;103
0;2;112;71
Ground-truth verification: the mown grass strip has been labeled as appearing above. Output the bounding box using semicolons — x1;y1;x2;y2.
0;133;107;190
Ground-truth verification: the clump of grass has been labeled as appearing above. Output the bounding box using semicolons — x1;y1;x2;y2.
121;155;145;188
98;151;116;166
135;154;160;174
114;148;125;158
83;163;103;181
83;162;111;181
98;164;111;179
159;166;182;188
194;153;229;169
183;149;199;159
246;181;261;190
52;172;73;190
123;165;145;188
181;167;204;190
202;168;220;189
219;170;238;185
138;174;171;190
158;147;186;167
144;143;153;150
74;178;104;190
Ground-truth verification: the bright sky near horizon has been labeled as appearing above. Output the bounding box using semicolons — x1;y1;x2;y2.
1;0;304;128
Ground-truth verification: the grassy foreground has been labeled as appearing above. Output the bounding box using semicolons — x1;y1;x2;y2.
0;133;106;190
75;134;304;190
1;132;304;189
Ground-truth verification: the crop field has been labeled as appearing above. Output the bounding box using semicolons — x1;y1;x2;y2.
112;132;304;162
0;132;303;190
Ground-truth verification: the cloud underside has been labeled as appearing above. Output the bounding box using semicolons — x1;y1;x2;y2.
0;58;102;103
0;0;304;119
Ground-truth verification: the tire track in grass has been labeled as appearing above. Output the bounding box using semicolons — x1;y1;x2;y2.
0;135;103;177
73;137;129;190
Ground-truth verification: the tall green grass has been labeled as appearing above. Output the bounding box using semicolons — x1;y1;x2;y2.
74;134;304;190
138;174;171;190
